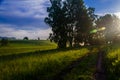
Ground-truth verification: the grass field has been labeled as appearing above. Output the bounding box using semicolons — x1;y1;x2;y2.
0;40;92;80
104;44;120;80
0;40;57;56
1;40;119;80
63;48;99;80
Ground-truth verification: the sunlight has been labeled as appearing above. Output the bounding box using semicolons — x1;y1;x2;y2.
98;27;106;31
90;27;106;34
114;12;120;19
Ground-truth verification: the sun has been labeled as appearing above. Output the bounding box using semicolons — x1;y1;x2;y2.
114;12;120;19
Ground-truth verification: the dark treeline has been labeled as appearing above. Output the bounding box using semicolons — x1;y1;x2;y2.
45;0;120;48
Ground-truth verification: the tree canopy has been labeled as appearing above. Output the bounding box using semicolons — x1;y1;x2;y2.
45;0;96;48
96;14;120;43
23;37;29;40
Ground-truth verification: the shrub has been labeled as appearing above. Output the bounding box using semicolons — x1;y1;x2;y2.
0;38;9;46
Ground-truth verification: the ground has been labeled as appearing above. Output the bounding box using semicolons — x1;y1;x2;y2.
0;40;120;80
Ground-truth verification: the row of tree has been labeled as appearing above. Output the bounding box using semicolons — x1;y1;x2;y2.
45;0;120;48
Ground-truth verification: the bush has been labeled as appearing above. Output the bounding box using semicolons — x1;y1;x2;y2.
0;38;9;46
23;37;29;40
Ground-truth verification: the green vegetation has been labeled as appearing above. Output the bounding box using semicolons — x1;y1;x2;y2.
1;0;120;80
63;48;98;80
0;40;57;56
1;40;120;80
104;44;120;80
0;40;90;80
0;38;9;46
45;0;96;48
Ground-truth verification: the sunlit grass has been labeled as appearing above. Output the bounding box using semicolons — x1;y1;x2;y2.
0;44;89;80
0;40;57;56
63;48;98;80
105;44;120;80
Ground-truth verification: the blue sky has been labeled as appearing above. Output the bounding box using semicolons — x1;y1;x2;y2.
0;0;120;39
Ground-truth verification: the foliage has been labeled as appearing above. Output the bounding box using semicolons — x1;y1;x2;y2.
38;37;40;40
45;0;96;48
0;38;9;46
73;6;96;45
104;44;120;80
0;45;89;80
63;48;98;80
23;37;29;40
96;14;120;43
45;0;68;48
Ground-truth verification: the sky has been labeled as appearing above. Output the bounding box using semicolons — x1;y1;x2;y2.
0;0;120;39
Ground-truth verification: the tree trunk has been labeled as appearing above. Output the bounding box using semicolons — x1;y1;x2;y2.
58;39;67;49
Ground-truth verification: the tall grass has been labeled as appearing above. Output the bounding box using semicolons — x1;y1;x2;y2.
63;48;98;80
104;44;120;80
0;48;89;80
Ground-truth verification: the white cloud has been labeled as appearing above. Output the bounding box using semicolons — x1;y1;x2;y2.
0;0;51;39
0;0;50;19
0;24;52;39
114;12;120;18
96;12;120;19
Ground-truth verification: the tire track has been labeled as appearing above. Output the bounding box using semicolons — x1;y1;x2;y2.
53;53;90;80
94;51;106;80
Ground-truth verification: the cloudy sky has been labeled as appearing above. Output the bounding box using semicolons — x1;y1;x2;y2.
0;0;120;39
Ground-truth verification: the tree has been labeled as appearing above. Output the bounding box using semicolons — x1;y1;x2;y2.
96;14;120;43
0;38;9;46
23;37;29;40
45;0;96;48
66;0;96;46
45;0;68;48
38;37;40;40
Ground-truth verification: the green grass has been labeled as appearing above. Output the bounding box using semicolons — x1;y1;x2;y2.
104;44;120;80
0;48;89;80
0;40;90;80
0;40;57;56
63;48;98;80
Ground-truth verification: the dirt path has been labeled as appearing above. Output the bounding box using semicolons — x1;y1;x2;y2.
53;53;90;80
53;49;106;80
94;51;106;80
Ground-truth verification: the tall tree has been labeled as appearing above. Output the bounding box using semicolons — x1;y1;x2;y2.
72;0;96;46
45;0;68;48
62;0;77;47
45;0;96;48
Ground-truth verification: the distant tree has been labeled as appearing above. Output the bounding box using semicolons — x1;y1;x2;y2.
38;37;40;40
23;37;29;40
0;38;9;46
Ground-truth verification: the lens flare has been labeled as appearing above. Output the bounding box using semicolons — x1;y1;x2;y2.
90;27;106;34
90;29;97;34
98;27;106;31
